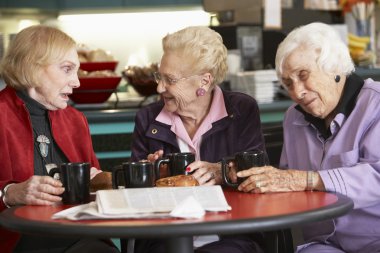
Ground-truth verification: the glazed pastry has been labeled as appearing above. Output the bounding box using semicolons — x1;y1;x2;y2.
90;172;113;192
156;175;199;187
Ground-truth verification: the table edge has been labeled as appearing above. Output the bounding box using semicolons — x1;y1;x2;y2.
0;192;354;239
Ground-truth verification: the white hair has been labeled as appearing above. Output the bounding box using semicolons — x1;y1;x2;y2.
275;22;354;78
162;26;228;85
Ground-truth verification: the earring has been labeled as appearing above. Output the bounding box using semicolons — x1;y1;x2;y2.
334;75;341;83
196;87;206;96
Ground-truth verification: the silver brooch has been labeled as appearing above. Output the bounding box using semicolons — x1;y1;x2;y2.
36;135;50;158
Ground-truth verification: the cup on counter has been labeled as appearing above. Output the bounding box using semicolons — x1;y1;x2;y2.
221;150;267;188
49;162;91;205
227;50;242;74
112;161;157;188
155;152;195;178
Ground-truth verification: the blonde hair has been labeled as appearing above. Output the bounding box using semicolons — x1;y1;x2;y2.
0;25;76;90
162;26;228;85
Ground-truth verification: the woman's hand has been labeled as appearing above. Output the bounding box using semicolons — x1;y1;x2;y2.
223;161;238;184
186;161;223;185
4;175;65;206
146;149;164;163
90;167;102;179
237;166;307;193
146;149;169;178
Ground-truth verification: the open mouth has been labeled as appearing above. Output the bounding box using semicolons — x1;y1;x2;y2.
163;96;174;102
61;93;71;100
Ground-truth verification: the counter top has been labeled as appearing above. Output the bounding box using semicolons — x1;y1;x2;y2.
77;94;291;167
79;65;379;125
80;97;293;125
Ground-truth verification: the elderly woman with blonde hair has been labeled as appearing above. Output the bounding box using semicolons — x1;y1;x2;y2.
0;25;117;253
131;26;266;253
237;22;380;253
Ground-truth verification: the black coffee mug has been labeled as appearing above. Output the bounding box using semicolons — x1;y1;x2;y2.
222;150;267;187
49;162;91;205
112;161;157;188
155;152;195;177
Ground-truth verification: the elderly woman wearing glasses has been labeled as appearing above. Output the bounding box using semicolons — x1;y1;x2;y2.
130;26;266;253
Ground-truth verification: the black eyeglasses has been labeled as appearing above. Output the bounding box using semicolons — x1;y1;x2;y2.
153;72;200;86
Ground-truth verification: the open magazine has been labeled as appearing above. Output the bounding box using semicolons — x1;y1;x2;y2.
52;185;231;220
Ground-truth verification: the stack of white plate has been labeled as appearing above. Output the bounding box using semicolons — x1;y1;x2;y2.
228;69;278;103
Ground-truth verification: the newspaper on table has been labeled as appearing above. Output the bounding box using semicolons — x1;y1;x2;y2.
52;185;231;220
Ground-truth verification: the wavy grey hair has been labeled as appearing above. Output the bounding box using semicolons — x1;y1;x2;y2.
275;22;354;78
162;26;228;86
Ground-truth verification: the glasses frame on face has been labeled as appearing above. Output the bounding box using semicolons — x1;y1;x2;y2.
153;72;200;86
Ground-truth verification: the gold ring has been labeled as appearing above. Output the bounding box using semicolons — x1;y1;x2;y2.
256;181;261;188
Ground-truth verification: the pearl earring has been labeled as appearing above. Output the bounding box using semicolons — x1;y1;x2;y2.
196;88;206;96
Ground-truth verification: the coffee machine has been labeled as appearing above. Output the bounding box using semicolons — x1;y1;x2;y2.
210;25;286;70
211;25;262;71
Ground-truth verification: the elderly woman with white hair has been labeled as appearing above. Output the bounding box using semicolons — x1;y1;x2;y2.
237;22;380;252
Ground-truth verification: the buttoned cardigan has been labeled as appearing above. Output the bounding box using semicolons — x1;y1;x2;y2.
130;89;266;163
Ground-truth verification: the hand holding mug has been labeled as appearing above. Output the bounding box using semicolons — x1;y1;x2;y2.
145;150;168;178
146;149;164;163
155;152;195;178
237;166;316;193
185;160;222;185
2;175;64;206
49;162;91;205
222;150;267;188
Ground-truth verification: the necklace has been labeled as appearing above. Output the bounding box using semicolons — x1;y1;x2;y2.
17;89;59;175
32;127;57;174
36;134;50;158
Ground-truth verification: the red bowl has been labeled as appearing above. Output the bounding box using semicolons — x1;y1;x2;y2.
80;61;118;72
70;76;121;104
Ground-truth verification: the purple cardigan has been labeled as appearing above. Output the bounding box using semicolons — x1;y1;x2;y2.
281;78;380;252
130;89;266;162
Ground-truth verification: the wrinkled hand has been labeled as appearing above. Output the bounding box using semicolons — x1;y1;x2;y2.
146;149;164;163
237;166;305;193
146;149;168;178
223;161;238;184
90;167;102;179
5;175;64;206
186;161;222;185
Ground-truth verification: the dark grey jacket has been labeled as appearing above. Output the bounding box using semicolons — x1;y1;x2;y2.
130;89;265;162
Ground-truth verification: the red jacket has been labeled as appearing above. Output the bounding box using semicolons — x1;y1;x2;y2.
0;86;100;252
